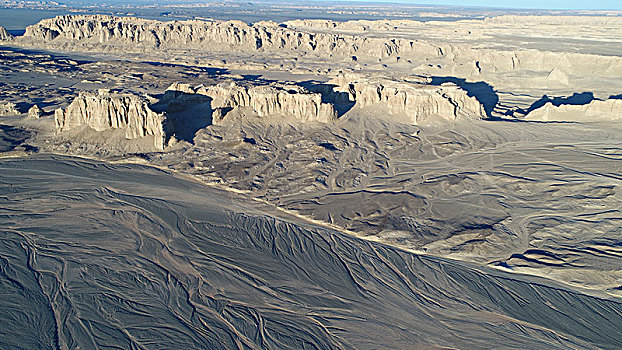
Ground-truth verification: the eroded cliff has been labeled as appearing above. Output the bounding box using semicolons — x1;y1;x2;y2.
18;15;622;80
323;74;485;123
165;77;484;125
54;90;168;149
525;98;622;122
165;82;337;124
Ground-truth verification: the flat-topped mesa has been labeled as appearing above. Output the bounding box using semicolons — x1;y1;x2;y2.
20;15;622;78
326;74;486;124
525;98;622;122
21;15;439;60
165;81;338;124
54;90;168;149
0;27;12;41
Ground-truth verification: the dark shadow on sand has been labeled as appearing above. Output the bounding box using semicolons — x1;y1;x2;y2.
524;92;597;114
430;76;499;118
298;80;355;117
150;92;213;144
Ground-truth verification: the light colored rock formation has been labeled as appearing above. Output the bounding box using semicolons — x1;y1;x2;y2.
0;26;12;41
165;76;483;125
166;82;337;124
21;15;424;60
13;15;439;71
0;102;19;116
525;98;622;122
19;15;622;80
326;74;485;124
28;105;43;118
54;90;167;149
547;68;569;85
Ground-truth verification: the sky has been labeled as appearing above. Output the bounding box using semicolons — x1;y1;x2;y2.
57;0;622;11
361;0;622;10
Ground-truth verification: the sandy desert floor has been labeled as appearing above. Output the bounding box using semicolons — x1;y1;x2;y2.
0;4;622;349
1;155;621;349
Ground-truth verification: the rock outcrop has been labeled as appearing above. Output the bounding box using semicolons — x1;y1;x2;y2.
324;74;485;124
165;76;484;125
0;102;19;116
20;15;431;61
0;27;12;41
28;105;43;118
165;82;337;124
54;90;167;149
525;98;622;122
18;15;622;78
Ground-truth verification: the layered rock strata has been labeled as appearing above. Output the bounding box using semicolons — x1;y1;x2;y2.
166;82;337;124
19;15;622;77
21;15;434;60
54;90;167;149
325;74;485;123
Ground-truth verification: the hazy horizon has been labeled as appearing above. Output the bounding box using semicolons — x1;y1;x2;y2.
330;0;622;10
12;0;622;11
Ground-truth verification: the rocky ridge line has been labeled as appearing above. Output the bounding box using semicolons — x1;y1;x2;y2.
166;76;485;125
326;74;485;123
16;15;622;77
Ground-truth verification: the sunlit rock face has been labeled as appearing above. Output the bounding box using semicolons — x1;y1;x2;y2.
166;82;337;124
0;26;12;41
525;98;622;121
54;90;167;149
327;74;486;124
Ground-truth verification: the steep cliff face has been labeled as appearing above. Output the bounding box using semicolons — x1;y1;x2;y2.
165;77;483;125
326;74;485;124
54;90;167;149
20;15;622;77
165;82;337;124
0;27;12;41
525;98;622;122
20;15;439;61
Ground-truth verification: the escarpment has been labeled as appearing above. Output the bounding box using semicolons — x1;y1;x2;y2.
54;90;168;149
165;82;337;124
165;76;484;125
525;98;622;122
18;15;622;78
21;15;422;60
322;74;486;123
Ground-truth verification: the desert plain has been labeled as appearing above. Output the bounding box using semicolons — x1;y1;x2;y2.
0;1;621;349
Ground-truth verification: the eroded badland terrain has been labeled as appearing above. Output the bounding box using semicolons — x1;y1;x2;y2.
1;3;622;349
